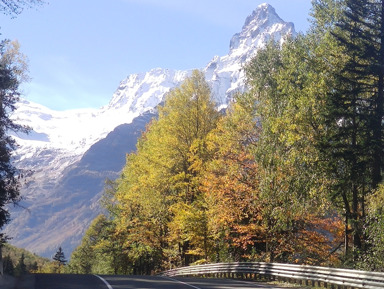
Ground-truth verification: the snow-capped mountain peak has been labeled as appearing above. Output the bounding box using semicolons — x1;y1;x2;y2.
206;3;295;107
230;3;295;54
244;3;283;29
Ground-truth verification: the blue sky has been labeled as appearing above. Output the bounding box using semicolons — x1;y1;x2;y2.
0;0;312;111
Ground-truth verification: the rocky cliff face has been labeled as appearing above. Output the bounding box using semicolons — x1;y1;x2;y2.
206;3;295;107
6;3;295;257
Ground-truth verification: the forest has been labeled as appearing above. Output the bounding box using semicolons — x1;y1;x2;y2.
63;0;384;274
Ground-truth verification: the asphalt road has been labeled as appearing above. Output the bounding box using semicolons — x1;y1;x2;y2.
35;274;293;289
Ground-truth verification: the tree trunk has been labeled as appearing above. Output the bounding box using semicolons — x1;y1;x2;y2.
0;245;3;276
372;0;384;189
344;213;349;256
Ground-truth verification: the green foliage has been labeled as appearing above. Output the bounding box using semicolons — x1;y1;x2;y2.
68;214;127;274
51;247;67;273
314;0;384;259
357;185;384;270
14;253;27;276
0;40;30;242
1;243;51;275
53;247;66;265
246;0;384;264
230;33;345;265
3;254;14;275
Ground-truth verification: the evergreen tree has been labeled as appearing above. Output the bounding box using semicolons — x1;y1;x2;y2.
0;40;29;275
14;253;27;276
28;261;38;273
53;247;67;266
3;254;14;275
0;40;29;243
317;0;384;258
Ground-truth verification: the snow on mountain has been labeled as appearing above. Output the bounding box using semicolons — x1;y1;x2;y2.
106;68;190;112
205;3;295;107
6;3;296;257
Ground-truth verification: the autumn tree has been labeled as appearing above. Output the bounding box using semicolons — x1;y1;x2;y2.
203;77;343;265
110;70;220;271
158;70;220;265
202;94;264;262
113;122;179;273
243;6;346;263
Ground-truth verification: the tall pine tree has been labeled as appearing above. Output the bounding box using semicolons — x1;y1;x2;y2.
53;247;67;266
0;40;29;243
319;0;384;257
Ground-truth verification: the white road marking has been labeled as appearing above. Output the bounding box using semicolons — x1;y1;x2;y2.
161;276;202;289
94;274;113;289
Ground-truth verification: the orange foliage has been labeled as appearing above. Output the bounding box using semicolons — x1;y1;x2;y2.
202;109;344;264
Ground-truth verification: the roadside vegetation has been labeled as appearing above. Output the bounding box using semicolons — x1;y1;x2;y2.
1;243;51;276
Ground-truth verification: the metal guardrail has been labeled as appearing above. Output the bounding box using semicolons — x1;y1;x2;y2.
161;262;384;288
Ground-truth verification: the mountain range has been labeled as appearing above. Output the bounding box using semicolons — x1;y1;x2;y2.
5;3;296;258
